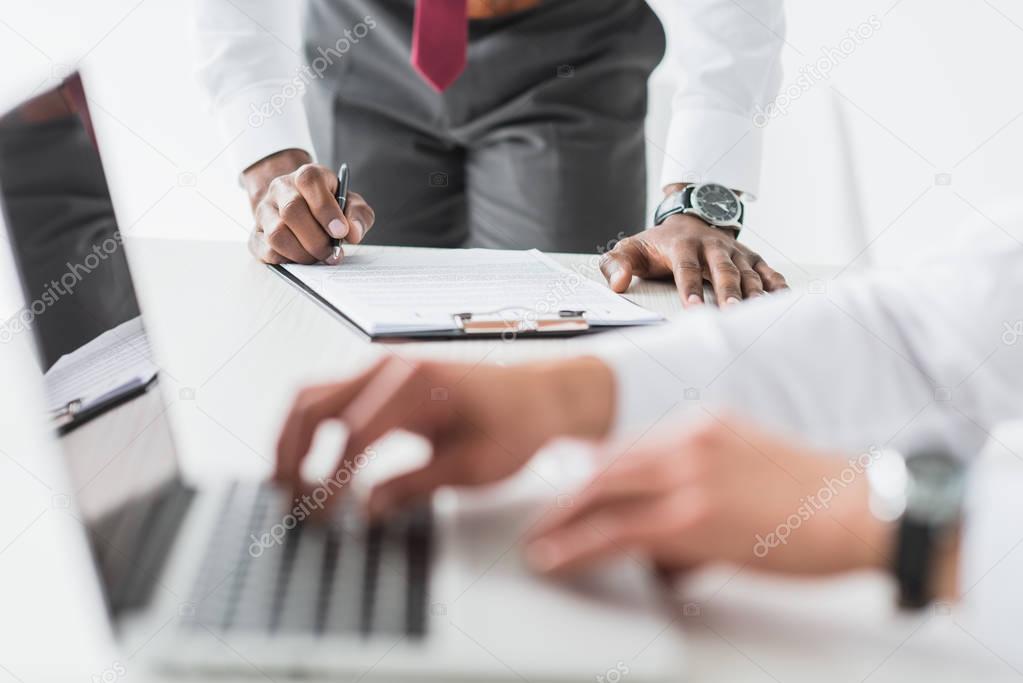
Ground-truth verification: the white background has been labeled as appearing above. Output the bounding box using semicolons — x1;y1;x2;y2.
2;0;1022;271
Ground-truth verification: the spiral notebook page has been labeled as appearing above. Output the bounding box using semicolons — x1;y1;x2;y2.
280;248;662;336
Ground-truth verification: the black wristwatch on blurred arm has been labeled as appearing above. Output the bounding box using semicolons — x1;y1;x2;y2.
867;448;967;609
654;183;745;235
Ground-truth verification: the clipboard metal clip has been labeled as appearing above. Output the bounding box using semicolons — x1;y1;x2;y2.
454;308;589;335
50;398;83;427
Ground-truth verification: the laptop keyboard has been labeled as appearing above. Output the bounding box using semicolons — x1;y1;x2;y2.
99;481;196;616
184;482;432;638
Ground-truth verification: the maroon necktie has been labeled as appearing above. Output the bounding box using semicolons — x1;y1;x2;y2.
411;0;468;92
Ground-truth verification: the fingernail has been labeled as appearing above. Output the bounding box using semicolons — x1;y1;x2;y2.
328;218;347;239
726;297;741;306
350;219;365;243
612;270;630;290
687;295;703;306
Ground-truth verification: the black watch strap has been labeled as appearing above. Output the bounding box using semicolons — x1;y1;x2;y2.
894;517;934;609
653;187;691;226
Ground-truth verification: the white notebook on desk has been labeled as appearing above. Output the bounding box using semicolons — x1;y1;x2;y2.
273;247;663;339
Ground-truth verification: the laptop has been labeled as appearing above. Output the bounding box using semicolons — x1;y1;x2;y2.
0;72;683;681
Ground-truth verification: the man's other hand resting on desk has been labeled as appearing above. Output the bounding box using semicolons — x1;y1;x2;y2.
242;149;376;265
599;183;789;308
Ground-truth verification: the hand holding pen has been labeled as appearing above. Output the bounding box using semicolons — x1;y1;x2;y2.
240;150;375;265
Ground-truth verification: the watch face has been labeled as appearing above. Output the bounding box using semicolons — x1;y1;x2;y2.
692;184;741;224
905;452;966;525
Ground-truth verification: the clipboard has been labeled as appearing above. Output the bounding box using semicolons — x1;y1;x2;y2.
51;374;158;435
270;264;605;341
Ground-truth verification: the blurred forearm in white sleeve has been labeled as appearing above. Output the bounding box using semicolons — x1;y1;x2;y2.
597;206;1023;457
192;0;315;176
661;0;785;198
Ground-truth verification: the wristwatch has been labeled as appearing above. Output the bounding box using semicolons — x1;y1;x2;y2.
867;448;967;609
654;183;745;234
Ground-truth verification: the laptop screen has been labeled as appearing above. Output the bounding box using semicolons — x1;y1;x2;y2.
0;73;189;618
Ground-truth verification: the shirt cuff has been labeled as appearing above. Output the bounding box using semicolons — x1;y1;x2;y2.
598;340;685;438
660;107;764;200
212;86;317;181
592;312;728;438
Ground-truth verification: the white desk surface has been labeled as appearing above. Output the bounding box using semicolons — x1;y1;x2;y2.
0;238;1015;682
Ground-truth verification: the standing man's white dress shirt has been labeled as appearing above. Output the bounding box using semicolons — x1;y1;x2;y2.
194;0;790;302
